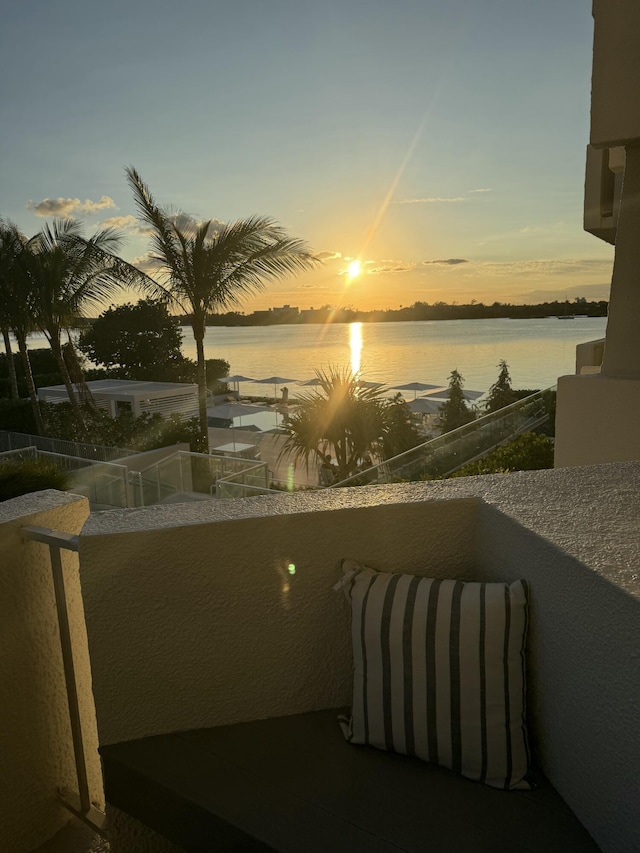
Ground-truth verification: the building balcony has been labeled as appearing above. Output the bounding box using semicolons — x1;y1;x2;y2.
1;464;638;852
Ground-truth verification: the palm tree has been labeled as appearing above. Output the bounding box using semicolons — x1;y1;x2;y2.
0;221;43;432
279;367;391;482
0;221;25;400
25;218;155;422
126;166;319;449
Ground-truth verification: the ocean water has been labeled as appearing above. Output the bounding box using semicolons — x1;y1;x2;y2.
17;317;606;432
180;317;607;397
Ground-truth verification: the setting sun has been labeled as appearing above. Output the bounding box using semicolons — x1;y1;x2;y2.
347;259;361;278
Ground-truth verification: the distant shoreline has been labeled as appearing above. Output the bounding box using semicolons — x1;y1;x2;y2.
174;300;608;328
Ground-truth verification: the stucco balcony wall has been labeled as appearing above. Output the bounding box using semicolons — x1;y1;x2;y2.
79;463;640;853
555;373;640;466
0;491;101;853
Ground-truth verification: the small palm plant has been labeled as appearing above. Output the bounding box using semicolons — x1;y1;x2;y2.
278;367;390;482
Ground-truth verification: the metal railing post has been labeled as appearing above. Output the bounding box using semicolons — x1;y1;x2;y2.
21;525;98;824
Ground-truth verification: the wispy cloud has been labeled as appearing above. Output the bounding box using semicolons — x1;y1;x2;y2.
469;188;492;193
466;258;613;278
365;261;415;275
519;220;566;235
397;196;465;205
317;250;342;261
27;196;116;217
423;258;469;266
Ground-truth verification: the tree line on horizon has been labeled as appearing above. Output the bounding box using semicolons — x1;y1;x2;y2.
179;298;608;327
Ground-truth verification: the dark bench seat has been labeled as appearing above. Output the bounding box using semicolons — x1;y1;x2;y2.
100;708;600;853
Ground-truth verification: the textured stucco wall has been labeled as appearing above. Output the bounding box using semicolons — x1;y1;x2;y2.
476;503;639;853
555;373;640;467
79;496;480;745
0;491;102;853
80;463;640;853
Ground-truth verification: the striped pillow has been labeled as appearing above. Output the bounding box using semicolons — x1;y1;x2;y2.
340;561;531;790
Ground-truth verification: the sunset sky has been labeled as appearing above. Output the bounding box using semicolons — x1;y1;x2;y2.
0;0;614;312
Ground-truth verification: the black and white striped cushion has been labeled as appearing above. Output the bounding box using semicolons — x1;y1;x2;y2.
341;562;531;790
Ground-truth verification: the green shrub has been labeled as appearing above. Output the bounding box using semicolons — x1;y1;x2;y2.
0;459;70;501
447;433;555;478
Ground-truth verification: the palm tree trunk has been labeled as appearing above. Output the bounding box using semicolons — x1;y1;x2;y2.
48;332;89;437
17;336;44;434
49;333;81;411
63;333;95;409
192;318;209;452
2;328;19;399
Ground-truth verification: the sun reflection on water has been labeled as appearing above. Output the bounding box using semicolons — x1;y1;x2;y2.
350;322;362;375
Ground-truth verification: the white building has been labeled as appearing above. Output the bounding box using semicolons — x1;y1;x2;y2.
38;379;199;420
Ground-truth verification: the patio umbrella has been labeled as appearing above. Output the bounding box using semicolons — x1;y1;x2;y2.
407;398;443;415
391;381;447;399
254;376;298;398
207;401;272;449
297;378;325;387
421;388;485;402
219;374;255;395
356;380;384;389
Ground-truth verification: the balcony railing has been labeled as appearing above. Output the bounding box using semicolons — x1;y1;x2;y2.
331;387;554;488
0;446;130;509
0;429;134;462
132;449;271;505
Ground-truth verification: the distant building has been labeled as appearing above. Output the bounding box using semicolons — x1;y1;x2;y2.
37;379;199;420
251;305;300;323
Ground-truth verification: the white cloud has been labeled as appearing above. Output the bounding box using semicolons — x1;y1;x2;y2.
317;250;342;261
469;188;492;193
131;253;161;275
26;195;116;217
99;215;138;231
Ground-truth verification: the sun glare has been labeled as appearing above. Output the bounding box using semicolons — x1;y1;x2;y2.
347;260;361;279
350;322;362;374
